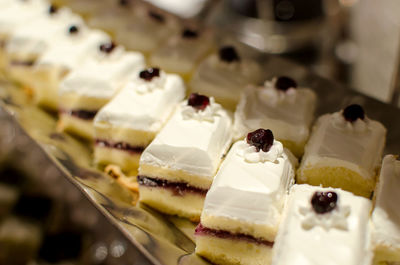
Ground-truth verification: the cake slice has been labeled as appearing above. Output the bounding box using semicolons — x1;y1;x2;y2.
94;67;185;172
297;104;386;198
31;23;111;110
58;43;145;139
189;45;262;110
149;27;214;81
271;184;373;265
195;129;296;265
371;155;400;264
234;76;316;157
137;93;233;221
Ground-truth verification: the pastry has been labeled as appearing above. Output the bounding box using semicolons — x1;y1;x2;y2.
94;67;185;171
58;42;145;139
297;104;386;198
234;76;316;157
195;129;296;265
271;184;373;265
371;155;400;264
137;93;233;221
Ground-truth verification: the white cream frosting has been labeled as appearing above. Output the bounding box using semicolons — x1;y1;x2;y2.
139;101;233;179
201;140;295;235
133;70;167;94
181;97;222;122
94;73;185;132
59;48;145;101
271;184;373;265
372;155;400;252
298;112;386;181
331;111;368;133
236;139;284;163
6;7;83;60
233;82;316;145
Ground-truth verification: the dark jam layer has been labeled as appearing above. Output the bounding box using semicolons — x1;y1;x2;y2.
195;223;274;247
137;175;208;196
63;109;98;120
95;139;144;154
10;60;35;67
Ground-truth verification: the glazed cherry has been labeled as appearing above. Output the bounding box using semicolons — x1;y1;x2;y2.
343;104;365;122
187;93;210;111
148;11;165;23
68;25;79;35
182;29;198;39
99;42;117;54
275;76;297;91
119;0;129;6
246;129;274;152
139;68;160;81
48;4;58;14
311;191;338;214
219;46;240;63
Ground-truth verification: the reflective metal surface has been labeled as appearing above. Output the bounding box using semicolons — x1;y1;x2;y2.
1;54;399;265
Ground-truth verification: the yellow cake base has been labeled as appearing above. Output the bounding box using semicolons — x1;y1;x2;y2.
195;234;272;265
297;166;376;198
95;124;156;148
58;114;94;140
372;245;400;265
138;185;205;221
94;146;141;173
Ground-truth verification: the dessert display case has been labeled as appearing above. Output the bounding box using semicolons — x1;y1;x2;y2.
1;0;400;264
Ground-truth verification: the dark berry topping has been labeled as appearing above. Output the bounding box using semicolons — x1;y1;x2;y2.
68;25;79;35
343;104;365;122
219;46;240;63
246;129;274;152
148;11;165;23
182;29;198;39
48;4;58;14
119;0;129;6
139;67;160;81
311;191;338;214
187;93;210;111
99;42;117;54
275;76;297;91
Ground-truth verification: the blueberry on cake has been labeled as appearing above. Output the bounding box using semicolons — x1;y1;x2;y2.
371;155;400;264
195;129;296;265
297;104;387;198
137;93;233;221
234;76;316;157
149;28;214;81
189;45;262;111
94;67;186;172
58;42;145;139
271;184;373;265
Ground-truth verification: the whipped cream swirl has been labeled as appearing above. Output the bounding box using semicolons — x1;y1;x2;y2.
331;112;369;133
181;97;222;122
236;139;284;163
299;202;351;231
134;70;167;94
258;78;297;106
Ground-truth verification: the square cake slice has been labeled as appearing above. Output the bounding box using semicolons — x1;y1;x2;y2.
93;68;186;172
58;44;145;139
271;184;373;265
234;76;316;157
137;93;233;221
371;155;400;264
189;45;262;111
195;129;296;265
297;104;386;198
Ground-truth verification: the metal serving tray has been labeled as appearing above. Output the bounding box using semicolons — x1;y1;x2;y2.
0;41;399;265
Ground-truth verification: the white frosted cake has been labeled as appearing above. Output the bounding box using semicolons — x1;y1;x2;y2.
297;104;386;198
371;155;400;264
234;76;316;157
94;67;186;172
137;93;233;221
149;28;214;80
31;24;111;109
189;45;262;111
195;129;296;265
272;184;373;265
58;43;145;139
